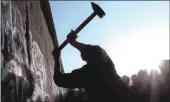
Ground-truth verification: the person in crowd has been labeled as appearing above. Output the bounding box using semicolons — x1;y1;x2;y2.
121;75;130;86
159;60;170;102
137;70;150;102
150;69;160;102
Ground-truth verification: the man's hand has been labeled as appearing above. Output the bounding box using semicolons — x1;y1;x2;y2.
67;30;78;44
52;48;61;60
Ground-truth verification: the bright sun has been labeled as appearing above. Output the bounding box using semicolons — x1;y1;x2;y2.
106;25;169;77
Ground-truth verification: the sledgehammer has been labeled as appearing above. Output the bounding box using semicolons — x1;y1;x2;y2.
58;2;106;50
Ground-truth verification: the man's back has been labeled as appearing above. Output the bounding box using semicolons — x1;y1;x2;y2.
69;46;132;102
53;45;134;102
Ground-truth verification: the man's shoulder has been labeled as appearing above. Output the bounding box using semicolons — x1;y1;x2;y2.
86;44;102;49
71;64;89;73
86;45;105;54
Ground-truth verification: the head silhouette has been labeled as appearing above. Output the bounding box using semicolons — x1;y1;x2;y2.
159;59;170;78
121;75;130;86
79;45;100;63
131;74;139;85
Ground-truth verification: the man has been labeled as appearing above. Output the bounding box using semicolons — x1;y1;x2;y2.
137;70;150;102
159;60;170;102
121;75;130;86
52;31;134;102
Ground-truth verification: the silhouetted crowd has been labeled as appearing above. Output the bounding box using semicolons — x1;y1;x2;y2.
58;59;169;102
121;59;170;102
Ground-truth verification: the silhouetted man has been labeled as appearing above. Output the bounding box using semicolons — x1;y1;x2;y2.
130;74;140;100
159;60;170;102
121;75;130;86
137;70;150;102
52;32;135;102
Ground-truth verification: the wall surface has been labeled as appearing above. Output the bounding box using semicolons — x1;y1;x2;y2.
1;0;67;102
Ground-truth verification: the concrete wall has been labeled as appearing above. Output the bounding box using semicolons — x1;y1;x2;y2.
1;0;67;102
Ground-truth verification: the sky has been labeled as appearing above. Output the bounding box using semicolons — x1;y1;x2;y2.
49;1;169;77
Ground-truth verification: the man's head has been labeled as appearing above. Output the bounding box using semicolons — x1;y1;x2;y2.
159;59;170;78
138;70;149;80
131;74;138;85
79;45;94;62
80;51;88;61
121;75;130;86
67;33;105;63
77;44;104;63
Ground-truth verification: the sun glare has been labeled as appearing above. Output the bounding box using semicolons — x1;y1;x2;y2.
106;25;169;77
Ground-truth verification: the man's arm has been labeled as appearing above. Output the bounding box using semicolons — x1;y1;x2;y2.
52;48;62;74
52;48;84;88
53;68;84;88
69;40;87;51
52;31;88;88
67;31;87;52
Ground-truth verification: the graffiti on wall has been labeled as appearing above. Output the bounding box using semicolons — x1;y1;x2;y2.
1;1;34;102
30;41;49;101
1;1;51;101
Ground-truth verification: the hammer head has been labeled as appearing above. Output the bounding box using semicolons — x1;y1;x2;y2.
91;2;106;18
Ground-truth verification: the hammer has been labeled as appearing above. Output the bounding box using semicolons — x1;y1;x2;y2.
58;2;106;50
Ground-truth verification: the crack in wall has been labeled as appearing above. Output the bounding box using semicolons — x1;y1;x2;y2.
25;4;31;65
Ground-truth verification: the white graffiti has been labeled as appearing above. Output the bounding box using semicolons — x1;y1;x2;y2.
1;0;26;80
11;6;27;65
7;60;23;77
2;1;10;6
1;60;23;80
30;41;49;101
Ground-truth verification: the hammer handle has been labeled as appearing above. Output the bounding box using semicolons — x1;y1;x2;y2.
58;12;96;50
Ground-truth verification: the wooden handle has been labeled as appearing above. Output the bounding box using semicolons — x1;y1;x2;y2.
58;12;96;50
